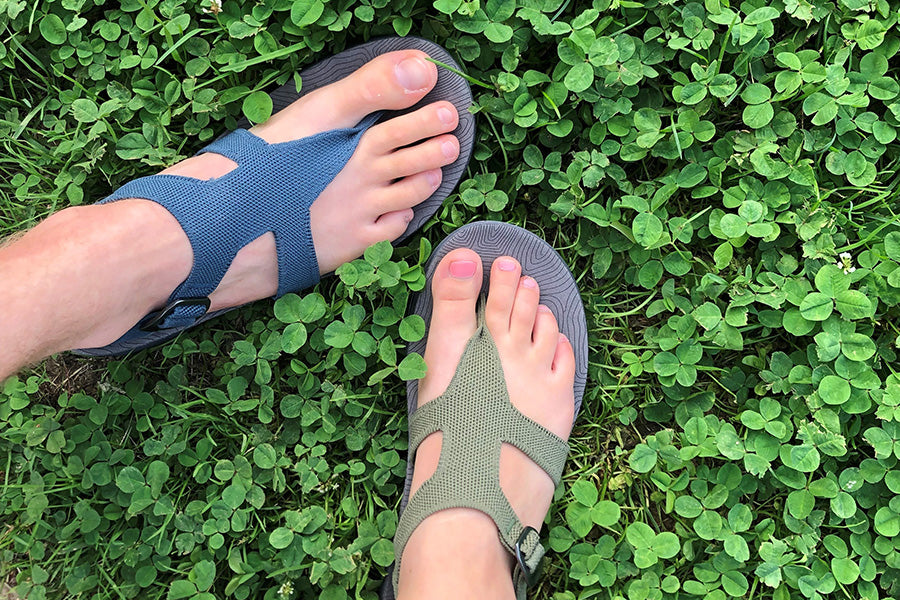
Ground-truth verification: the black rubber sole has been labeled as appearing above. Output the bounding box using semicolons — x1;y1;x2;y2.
380;221;589;600
73;37;474;358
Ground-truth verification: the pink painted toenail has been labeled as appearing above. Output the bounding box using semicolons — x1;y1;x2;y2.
538;304;551;313
426;169;441;187
437;107;454;124
559;333;570;344
498;259;517;271
449;260;476;279
522;277;537;289
395;57;431;92
442;141;458;158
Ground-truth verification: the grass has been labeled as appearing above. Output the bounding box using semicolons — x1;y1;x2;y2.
4;1;900;599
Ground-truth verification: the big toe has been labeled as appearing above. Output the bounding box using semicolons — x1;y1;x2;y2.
254;50;438;142
339;50;437;114
418;248;483;404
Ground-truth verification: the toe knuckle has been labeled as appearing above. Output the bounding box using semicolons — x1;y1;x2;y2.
377;124;406;149
485;313;505;329
358;130;378;153
414;173;436;195
430;139;448;159
422;107;443;130
365;226;388;246
357;80;382;105
390;126;409;147
385;221;407;241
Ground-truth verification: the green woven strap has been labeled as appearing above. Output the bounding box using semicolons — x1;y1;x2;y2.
392;316;570;598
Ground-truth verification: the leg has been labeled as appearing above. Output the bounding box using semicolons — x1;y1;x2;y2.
0;200;192;379
395;250;577;598
0;50;459;381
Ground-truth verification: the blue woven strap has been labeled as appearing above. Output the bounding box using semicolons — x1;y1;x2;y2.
100;114;379;329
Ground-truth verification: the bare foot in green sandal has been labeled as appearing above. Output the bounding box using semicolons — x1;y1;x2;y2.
395;250;576;599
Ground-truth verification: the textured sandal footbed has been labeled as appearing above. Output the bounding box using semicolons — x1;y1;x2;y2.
379;220;588;600
239;36;475;242
73;37;474;358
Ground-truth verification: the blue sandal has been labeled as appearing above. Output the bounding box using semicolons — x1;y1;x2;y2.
74;37;474;357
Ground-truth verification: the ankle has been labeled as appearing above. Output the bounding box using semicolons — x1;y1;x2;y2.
396;509;515;600
0;201;194;367
51;201;193;350
84;200;193;302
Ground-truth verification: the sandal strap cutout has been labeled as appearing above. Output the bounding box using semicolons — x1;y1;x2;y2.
392;311;569;599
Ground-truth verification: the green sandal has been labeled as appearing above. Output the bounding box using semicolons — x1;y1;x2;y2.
381;221;588;599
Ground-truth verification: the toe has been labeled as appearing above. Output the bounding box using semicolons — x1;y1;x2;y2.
428;248;482;336
334;50;437;122
375;134;460;180
418;248;484;404
372;208;415;242
511;276;540;342
532;305;560;363
376;169;442;213
364;101;459;153
432;248;483;304
253;50;438;142
485;256;521;334
552;334;577;380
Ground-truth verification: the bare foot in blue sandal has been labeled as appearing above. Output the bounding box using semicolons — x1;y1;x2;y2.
161;49;459;308
0;40;473;377
70;41;473;356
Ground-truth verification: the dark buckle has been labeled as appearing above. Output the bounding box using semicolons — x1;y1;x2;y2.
139;297;210;332
514;526;542;587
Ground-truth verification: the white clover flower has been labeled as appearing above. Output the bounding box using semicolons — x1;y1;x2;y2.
278;582;294;598
836;252;856;274
202;0;222;14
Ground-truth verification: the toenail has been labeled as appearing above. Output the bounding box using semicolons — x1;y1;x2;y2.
437;107;454;125
522;277;537;289
442;141;458;158
498;259;517;271
538;304;551;313
449;260;477;279
426;169;441;187
559;333;570;344
395;57;432;92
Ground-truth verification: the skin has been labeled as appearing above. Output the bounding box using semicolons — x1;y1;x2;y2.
0;51;577;599
0;50;459;379
395;250;576;599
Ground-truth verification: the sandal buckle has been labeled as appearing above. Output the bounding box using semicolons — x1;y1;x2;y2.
139;297;211;332
514;526;542;587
